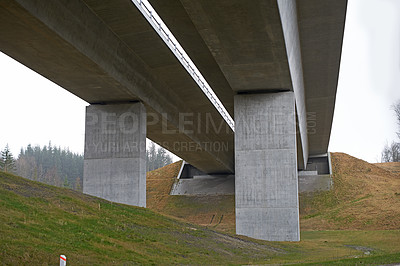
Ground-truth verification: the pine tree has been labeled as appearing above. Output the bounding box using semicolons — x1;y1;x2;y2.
75;177;82;192
15;143;84;188
0;145;16;173
63;175;70;188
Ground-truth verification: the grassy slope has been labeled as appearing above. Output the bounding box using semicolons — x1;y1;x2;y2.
1;153;400;264
0;170;284;265
145;153;400;264
300;153;400;230
147;153;400;232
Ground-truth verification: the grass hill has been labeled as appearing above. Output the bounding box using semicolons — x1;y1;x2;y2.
300;153;400;230
0;170;282;265
1;153;400;264
147;153;400;232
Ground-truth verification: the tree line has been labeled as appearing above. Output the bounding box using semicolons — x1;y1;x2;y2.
0;143;84;190
0;141;173;190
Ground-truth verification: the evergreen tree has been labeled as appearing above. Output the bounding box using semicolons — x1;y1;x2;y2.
63;175;70;188
0;144;16;173
15;143;83;190
75;177;82;192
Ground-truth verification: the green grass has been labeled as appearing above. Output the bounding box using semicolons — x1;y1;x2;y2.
298;253;400;265
1;171;400;265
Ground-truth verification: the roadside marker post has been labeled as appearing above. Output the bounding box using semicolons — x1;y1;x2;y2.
60;255;66;266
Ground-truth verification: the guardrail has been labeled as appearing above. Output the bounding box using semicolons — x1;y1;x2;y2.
131;0;235;131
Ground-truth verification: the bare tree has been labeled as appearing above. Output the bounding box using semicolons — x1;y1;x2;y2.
381;101;400;162
381;142;400;162
146;141;173;171
394;100;400;139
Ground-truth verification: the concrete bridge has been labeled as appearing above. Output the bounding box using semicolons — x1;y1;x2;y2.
0;0;347;241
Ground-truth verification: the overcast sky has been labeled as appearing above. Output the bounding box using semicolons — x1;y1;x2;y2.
329;0;400;162
1;0;400;163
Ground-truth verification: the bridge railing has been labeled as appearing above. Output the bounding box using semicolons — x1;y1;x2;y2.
131;0;235;131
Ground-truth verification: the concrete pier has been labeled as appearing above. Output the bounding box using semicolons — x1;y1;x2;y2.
234;92;300;241
83;103;147;207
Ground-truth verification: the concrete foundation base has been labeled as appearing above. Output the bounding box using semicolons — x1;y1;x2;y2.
234;92;300;241
170;175;235;195
83;103;146;207
298;173;332;193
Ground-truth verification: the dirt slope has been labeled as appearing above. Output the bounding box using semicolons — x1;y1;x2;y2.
146;161;235;233
147;153;400;232
375;161;400;175
300;153;400;230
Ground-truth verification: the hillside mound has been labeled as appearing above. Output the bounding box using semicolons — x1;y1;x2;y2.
300;153;400;230
146;161;235;233
0;171;283;265
2;161;400;264
147;154;400;232
375;161;400;175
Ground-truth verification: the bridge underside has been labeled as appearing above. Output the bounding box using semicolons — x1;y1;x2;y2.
0;0;346;241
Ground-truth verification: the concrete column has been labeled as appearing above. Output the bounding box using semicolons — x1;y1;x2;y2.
234;92;299;241
83;103;146;207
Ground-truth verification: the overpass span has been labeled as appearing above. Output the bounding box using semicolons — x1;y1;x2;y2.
0;0;234;174
0;0;347;241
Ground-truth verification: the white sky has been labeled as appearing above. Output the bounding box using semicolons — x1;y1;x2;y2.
1;0;400;163
329;0;400;162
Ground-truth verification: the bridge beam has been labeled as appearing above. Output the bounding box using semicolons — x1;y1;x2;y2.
83;103;147;207
235;92;300;241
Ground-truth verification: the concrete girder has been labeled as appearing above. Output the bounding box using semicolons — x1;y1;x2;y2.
0;0;234;173
152;0;309;168
151;0;347;163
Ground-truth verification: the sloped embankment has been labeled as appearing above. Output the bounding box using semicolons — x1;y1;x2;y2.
146;161;235;233
147;154;400;232
0;170;282;265
2;155;400;265
300;153;400;230
375;161;400;175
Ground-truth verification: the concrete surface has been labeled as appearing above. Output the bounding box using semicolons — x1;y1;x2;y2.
298;1;348;155
277;0;308;169
0;0;346;174
306;154;332;175
298;153;333;193
170;175;234;196
0;0;233;174
178;162;206;179
172;164;331;195
298;174;332;193
0;0;347;242
83;103;146;207
234;92;300;241
151;0;347;159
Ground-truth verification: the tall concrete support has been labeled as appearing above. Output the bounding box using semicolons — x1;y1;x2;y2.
83;103;146;207
235;92;299;241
